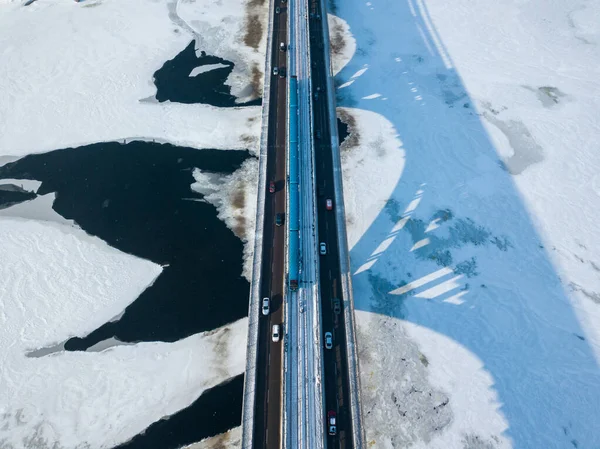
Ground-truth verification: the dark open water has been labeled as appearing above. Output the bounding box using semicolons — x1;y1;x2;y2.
0;39;257;449
155;41;261;107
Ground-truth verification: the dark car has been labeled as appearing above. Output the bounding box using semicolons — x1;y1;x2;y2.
279;66;286;78
333;298;341;314
276;213;284;226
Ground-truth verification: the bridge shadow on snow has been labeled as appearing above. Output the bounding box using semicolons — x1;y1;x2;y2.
333;0;600;447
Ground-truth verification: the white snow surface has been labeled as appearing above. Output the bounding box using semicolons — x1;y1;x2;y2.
190;63;231;77
0;193;77;226
0;0;262;156
0;216;248;448
0;217;161;352
333;0;600;447
327;13;356;76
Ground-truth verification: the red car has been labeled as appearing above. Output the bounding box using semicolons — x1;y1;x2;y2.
327;410;337;435
326;198;333;210
269;181;276;193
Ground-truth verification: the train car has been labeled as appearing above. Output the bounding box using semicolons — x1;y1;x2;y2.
288;76;300;291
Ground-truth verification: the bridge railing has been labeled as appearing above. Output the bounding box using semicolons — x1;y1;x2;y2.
240;0;277;446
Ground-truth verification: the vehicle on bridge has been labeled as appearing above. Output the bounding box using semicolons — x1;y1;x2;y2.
279;42;286;51
279;67;286;78
269;180;275;193
324;331;333;349
319;242;327;255
262;297;270;315
327;410;337;435
333;298;341;314
272;66;279;76
272;324;281;342
276;213;284;227
326;198;333;210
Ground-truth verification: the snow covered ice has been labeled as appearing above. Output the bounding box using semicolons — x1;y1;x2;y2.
0;0;263;156
0;217;249;448
331;0;600;447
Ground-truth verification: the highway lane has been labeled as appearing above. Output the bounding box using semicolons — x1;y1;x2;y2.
308;0;354;447
253;1;289;448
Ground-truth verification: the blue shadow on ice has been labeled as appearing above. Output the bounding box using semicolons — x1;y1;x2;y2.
333;0;600;447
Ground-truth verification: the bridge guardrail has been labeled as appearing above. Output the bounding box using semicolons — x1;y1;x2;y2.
240;0;276;446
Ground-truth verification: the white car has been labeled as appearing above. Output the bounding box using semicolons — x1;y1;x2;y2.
272;324;281;342
272;66;279;76
262;297;270;316
324;331;333;349
320;242;327;255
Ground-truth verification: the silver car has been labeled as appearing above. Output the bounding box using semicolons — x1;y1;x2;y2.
262;297;270;315
320;242;327;255
272;324;281;342
325;331;333;349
